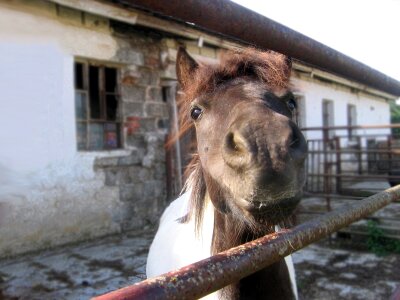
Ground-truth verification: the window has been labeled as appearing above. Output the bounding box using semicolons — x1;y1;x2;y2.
74;62;121;151
347;104;357;139
322;100;334;140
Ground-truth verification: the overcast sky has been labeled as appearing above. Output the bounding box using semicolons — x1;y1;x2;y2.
231;0;400;82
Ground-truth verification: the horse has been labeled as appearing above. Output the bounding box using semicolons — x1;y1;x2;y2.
146;47;307;300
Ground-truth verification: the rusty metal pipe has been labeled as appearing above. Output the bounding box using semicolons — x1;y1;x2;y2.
308;173;400;180
302;124;400;131
308;150;400;154
113;0;400;96
92;185;400;300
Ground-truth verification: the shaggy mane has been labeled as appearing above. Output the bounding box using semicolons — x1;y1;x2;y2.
186;48;291;100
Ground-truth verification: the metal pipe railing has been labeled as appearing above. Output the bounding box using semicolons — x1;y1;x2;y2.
93;185;400;300
301;124;400;131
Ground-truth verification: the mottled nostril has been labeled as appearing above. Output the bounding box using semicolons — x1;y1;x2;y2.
223;131;252;170
225;132;247;153
225;132;236;152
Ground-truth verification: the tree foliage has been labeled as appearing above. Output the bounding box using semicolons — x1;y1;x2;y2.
390;101;400;136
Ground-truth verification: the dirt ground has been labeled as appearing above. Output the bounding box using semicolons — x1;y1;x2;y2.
0;230;399;299
294;239;400;300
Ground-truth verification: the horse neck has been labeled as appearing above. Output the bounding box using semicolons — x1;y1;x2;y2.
188;166;295;299
210;206;295;300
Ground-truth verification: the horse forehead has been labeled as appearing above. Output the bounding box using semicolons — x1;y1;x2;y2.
210;81;265;104
239;82;266;99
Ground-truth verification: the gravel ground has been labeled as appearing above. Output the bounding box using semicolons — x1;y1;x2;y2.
294;240;400;300
0;230;399;299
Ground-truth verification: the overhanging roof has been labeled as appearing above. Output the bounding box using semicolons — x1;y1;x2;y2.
111;0;400;97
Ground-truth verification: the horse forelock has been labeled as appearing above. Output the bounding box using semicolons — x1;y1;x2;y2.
186;48;291;101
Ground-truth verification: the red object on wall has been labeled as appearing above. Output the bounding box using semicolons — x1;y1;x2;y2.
125;116;141;135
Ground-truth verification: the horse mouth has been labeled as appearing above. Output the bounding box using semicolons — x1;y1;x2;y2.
246;194;302;223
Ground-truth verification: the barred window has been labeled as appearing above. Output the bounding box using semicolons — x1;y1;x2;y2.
74;62;121;151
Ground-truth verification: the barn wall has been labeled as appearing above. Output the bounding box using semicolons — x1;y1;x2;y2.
292;75;391;141
0;1;171;258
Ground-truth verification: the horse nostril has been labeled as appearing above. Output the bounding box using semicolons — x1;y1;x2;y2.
225;132;247;153
223;131;252;170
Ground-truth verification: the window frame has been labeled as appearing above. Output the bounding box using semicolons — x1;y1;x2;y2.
74;60;123;151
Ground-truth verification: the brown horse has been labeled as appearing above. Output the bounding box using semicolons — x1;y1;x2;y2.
147;47;307;300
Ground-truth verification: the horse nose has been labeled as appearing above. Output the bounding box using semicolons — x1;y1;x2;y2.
222;121;307;171
222;131;254;170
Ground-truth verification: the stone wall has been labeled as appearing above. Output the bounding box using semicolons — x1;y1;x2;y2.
94;24;172;230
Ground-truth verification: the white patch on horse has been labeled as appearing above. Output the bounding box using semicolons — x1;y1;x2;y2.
146;192;298;300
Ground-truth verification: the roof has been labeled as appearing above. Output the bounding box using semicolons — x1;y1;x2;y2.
112;0;400;97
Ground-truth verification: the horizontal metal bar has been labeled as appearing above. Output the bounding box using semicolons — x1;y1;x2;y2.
303;192;400;203
307;149;400;154
92;186;400;300
297;209;400;223
330;134;398;138
302;124;400;131
307;173;400;180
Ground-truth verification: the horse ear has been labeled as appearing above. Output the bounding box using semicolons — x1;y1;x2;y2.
176;47;199;88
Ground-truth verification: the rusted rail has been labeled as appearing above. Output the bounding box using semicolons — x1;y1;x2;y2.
93;185;400;300
301;124;400;131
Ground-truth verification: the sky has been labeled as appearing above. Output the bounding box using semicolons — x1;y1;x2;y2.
231;0;400;82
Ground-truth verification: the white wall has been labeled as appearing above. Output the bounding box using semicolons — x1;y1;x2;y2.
293;77;391;141
0;2;130;257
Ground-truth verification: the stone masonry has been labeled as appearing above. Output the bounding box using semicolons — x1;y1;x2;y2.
91;22;219;232
94;23;172;230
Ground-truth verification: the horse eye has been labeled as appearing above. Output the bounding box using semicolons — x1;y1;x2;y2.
287;98;297;111
190;106;203;120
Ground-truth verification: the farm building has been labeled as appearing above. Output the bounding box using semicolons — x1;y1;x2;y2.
0;0;400;260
